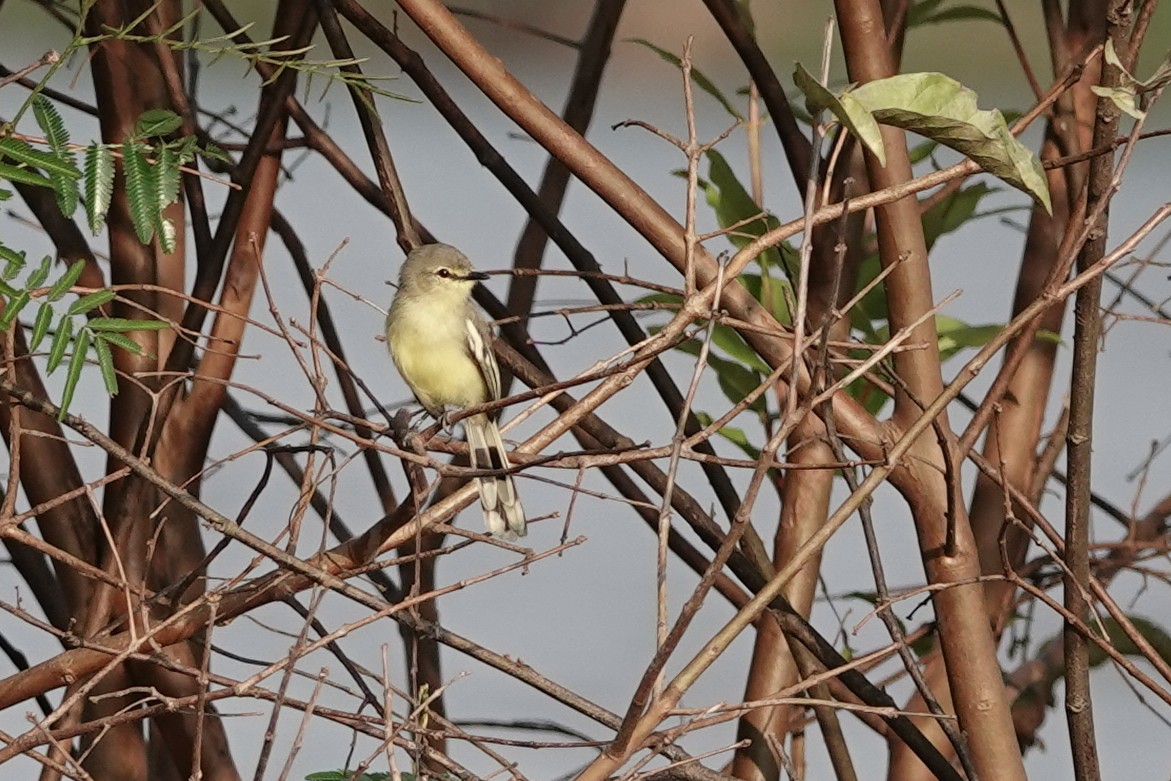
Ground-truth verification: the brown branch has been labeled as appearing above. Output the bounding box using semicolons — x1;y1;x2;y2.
507;0;627;316
1063;5;1130;778
833;3;1024;779
313;0;419;251
699;0;813;194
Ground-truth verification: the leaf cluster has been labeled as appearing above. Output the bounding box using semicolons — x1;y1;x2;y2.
0;100;190;418
631;21;1057;454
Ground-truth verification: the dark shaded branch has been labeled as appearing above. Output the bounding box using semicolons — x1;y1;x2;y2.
314;0;420;250
507;0;627;316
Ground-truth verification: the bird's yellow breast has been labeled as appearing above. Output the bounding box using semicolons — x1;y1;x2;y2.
387;298;488;414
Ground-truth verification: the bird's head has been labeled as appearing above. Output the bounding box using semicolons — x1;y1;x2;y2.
398;243;488;298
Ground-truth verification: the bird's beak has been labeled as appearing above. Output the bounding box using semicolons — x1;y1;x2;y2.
465;271;490;281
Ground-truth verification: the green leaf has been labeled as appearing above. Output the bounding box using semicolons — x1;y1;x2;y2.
737;273;793;326
935;315;1002;361
905;0;944;26
627;38;743;120
907;1;1002;27
32;96;70;152
0;136;81;180
121;142;157;244
0;245;26;280
910;630;936;658
1090;85;1144;119
30;303;54;352
31;97;80;217
1088;615;1171;668
793;62;887;166
93;334;118;395
67;289;116;316
46;316;73;373
1088;39;1165;120
198;140;231;164
47;260;86;302
173;135;199;165
907;137;941;164
155;144;181;210
676;338;767;414
710;323;771;373
92;329;146;355
847;372;892;416
134;108;183;138
0;291;31;329
921;182;996;250
84;144;115;234
50;170;79;218
705;151;776;242
847;255;887;337
0;160;53;189
26;254;52;290
694;411;761;461
847;72;1051;212
157;215;177;254
88;317;169;331
703;151;800;310
58;327;91;419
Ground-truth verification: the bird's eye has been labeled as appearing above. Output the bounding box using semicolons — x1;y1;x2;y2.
436;268;451;279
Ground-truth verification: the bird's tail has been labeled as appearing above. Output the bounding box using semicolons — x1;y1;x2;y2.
464;414;526;538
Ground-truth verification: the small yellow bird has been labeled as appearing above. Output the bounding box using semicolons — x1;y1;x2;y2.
385;244;526;538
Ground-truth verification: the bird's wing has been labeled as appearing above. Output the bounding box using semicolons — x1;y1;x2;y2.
465;308;502;403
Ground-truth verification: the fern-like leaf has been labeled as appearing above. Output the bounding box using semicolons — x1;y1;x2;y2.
155;144;180;210
30;303;54;352
58;327;91;419
0;160;53;189
93;334;118;395
26;254;52;289
67;289;116;316
0;291;30;329
134;108;183;138
47;316;73;373
0;136;80;180
153;144;180;253
32;96;70;152
51;171;79;217
84;144;115;234
32;96;79;217
46;260;86;302
198;140;231;164
89;317;170;331
93;330;147;356
174;135;199;165
0;246;26;280
121;142;156;244
157;216;177;253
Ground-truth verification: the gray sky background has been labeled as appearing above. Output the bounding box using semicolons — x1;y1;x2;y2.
1;1;1170;779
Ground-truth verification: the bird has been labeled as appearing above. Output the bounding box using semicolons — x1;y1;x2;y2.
385;243;526;538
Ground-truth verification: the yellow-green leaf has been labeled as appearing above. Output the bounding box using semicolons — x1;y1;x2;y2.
67;289;116;316
30;303;53;352
84;144;115;234
47;260;86;302
93;334;118;395
46;316;73;373
58;327;91;419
